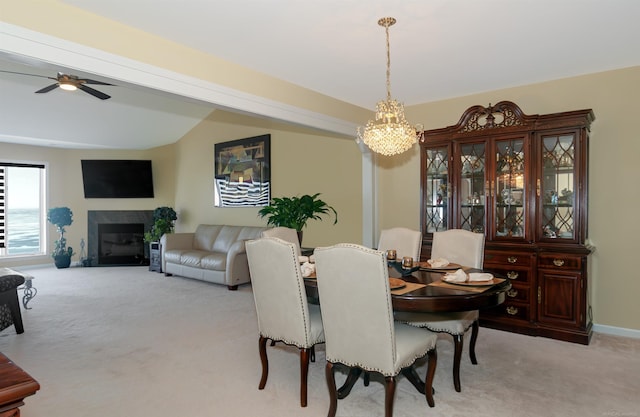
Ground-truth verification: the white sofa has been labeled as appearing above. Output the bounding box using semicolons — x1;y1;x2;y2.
161;224;268;290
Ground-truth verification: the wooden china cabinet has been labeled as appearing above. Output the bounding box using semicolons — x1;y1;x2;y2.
419;101;595;344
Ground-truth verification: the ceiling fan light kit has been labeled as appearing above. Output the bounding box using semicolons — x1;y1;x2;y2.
59;82;77;91
356;17;424;156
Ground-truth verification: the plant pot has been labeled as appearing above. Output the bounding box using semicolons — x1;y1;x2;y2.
53;254;72;269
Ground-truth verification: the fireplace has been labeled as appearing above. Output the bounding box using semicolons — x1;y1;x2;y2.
98;223;145;265
87;210;153;267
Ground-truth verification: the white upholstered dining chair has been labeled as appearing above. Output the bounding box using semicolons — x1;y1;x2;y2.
314;243;438;417
395;229;485;392
261;227;301;257
245;237;325;407
377;227;422;261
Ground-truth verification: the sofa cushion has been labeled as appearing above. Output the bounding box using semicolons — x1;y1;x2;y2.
211;226;242;253
200;253;227;270
178;250;210;268
193;225;223;251
163;250;187;264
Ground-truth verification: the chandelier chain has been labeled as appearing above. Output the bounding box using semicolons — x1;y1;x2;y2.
385;22;392;101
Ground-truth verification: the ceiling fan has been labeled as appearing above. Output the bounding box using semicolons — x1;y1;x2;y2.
0;70;114;100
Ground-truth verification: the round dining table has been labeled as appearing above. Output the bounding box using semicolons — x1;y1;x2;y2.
304;263;512;314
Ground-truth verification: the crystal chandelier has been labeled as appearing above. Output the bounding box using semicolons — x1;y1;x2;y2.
357;17;423;156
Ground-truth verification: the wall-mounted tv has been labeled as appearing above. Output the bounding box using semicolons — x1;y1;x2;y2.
81;160;154;198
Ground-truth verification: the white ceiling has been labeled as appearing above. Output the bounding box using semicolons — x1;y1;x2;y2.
1;0;639;150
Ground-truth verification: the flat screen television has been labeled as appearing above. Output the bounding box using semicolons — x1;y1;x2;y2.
81;160;154;198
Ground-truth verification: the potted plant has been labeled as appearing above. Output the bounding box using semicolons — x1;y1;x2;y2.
144;206;178;244
258;193;337;244
47;206;75;269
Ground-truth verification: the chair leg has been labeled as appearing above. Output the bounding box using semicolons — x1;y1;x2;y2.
310;345;316;363
469;320;479;365
383;376;396;417
258;336;269;390
6;289;24;334
425;348;437;407
299;348;311;407
326;362;338;417
452;334;464;392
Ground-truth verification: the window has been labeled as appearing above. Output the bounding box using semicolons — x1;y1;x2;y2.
0;162;46;257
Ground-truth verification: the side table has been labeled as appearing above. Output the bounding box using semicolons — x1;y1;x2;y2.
19;274;37;310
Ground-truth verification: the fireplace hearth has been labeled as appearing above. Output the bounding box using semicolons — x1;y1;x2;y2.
87;210;153;267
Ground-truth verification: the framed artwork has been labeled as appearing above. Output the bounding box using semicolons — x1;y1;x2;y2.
214;134;271;207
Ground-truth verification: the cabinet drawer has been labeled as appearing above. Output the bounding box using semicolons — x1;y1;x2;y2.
483;302;531;322
484;266;532;283
504;284;530;303
538;254;583;270
484;251;534;267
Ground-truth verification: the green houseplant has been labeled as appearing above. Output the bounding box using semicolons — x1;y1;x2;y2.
47;206;75;268
144;206;178;243
258;193;337;244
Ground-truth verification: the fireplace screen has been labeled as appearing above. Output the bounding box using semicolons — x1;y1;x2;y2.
97;223;145;265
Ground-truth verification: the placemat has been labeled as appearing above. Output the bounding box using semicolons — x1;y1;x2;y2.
391;281;426;295
428;280;491;293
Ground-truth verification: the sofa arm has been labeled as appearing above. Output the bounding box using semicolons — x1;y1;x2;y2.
160;233;195;271
225;239;252;287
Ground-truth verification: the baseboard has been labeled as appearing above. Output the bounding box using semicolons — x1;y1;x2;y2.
593;324;640;339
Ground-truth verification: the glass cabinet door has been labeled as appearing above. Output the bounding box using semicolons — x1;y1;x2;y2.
424;147;449;233
539;133;577;240
493;138;526;239
458;143;486;233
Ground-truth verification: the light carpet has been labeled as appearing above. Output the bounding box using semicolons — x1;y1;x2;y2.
1;266;639;417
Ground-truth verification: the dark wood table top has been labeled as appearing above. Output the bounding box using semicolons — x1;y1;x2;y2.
305;265;511;314
0;353;40;414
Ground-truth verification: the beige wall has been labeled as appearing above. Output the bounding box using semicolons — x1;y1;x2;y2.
379;66;640;331
171;110;361;249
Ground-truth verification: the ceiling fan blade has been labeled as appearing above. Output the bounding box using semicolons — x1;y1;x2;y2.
78;84;111;100
0;69;57;80
82;78;114;86
35;83;60;94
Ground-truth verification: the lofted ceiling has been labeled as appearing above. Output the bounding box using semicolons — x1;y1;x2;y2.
1;0;639;150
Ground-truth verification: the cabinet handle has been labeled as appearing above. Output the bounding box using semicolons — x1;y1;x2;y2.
491;180;495;198
506;306;519;315
538;286;541;304
553;259;565;267
507;271;519;279
507;289;518;298
485;180;490;198
536;179;541;197
507;256;517;264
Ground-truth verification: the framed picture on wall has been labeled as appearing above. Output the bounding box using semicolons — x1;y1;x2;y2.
214;134;271;207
